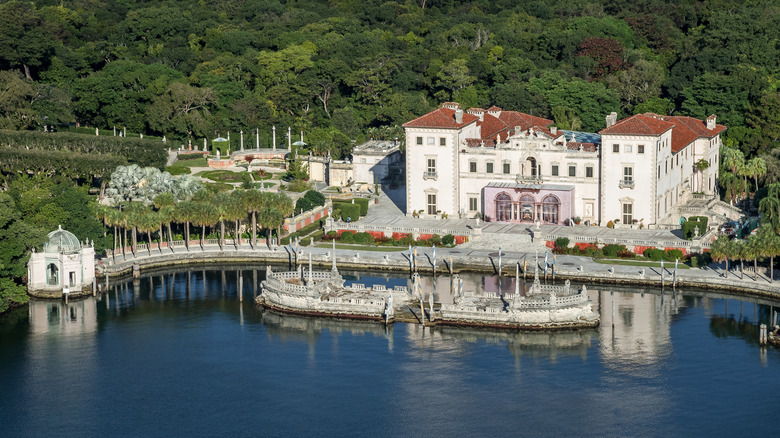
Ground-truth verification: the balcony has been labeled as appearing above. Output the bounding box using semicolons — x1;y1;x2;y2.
516;174;542;183
619;178;635;189
423;171;438;180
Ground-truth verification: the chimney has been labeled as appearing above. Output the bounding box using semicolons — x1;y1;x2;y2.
455;109;463;124
706;115;716;130
550;126;558;135
606;112;617;128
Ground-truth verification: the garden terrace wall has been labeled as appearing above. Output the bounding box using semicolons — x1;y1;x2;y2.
283;204;330;234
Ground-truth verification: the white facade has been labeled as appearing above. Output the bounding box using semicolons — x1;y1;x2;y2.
600;113;724;227
352;140;403;185
27;226;95;293
404;103;725;227
404;105;480;216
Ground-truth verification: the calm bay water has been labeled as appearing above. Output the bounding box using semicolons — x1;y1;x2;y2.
1;266;779;437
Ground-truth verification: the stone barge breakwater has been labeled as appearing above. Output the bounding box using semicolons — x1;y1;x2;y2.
256;256;599;330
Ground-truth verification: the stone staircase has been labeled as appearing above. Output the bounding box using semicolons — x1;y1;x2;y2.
460;225;543;252
666;195;743;229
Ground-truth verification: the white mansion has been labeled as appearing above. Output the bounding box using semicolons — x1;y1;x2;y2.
403;102;725;228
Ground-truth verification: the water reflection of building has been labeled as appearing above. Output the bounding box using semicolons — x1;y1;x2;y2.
437;325;596;364
597;289;677;368
28;297;98;336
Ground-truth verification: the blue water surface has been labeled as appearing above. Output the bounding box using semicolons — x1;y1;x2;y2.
1;268;778;437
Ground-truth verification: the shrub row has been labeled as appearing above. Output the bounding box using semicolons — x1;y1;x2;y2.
321;231;457;247
553;241;692;263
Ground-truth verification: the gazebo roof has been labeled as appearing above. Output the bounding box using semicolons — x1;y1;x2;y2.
43;225;82;255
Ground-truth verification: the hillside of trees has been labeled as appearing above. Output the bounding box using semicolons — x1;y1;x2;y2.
0;0;779;163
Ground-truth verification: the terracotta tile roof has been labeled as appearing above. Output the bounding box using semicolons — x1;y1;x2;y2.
498;111;553;132
599;114;675;136
404;103;554;142
402;107;478;129
664;115;727;152
600;113;727;153
479;113;508;140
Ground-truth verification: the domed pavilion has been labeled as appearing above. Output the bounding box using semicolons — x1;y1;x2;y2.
27;226;95;296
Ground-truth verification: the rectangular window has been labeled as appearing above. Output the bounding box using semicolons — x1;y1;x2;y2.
568;165;576;177
613;144;619;153
469;197;478;211
503;162;511;174
486;162;494;173
638;145;645;154
427;137;435;145
427;194;437;215
469;161;477;173
625;144;632;153
424;158;436;179
416;136;423;145
586;166;594;178
658;165;661;178
440;137;446;146
623;166;633;186
551;165;559;176
622;203;633;224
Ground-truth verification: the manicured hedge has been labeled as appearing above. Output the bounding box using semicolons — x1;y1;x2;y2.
352;198;369;216
335;202;360;222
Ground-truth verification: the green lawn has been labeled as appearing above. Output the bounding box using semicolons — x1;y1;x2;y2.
591;258;691;269
314;243;407;252
175;157;208;167
197;170;244;182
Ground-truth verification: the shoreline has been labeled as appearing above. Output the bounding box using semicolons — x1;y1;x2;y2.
90;246;780;302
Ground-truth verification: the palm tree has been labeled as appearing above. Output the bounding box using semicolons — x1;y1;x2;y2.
123;202;145;257
136;207;160;256
154;193;176;253
695;159;709;194
756;225;780;283
105;207;122;263
213;192;230;251
192;200;219;251
269;192;294;244
738;162;752;211
223;190;247;249
745;234;762;281
175;200;196;252
243;189;264;249
722;146;745;206
719;171;740;206
710;235;731;278
759;183;780;232
730;239;746;280
747;157;767;194
768;230;780;283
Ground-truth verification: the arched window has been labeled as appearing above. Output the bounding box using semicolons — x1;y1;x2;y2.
47;264;59;286
519;195;535;222
526;157;537;177
495;193;512;222
542;195;560;224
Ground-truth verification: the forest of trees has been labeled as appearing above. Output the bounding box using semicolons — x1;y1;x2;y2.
4;0;780;311
0;0;779;162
